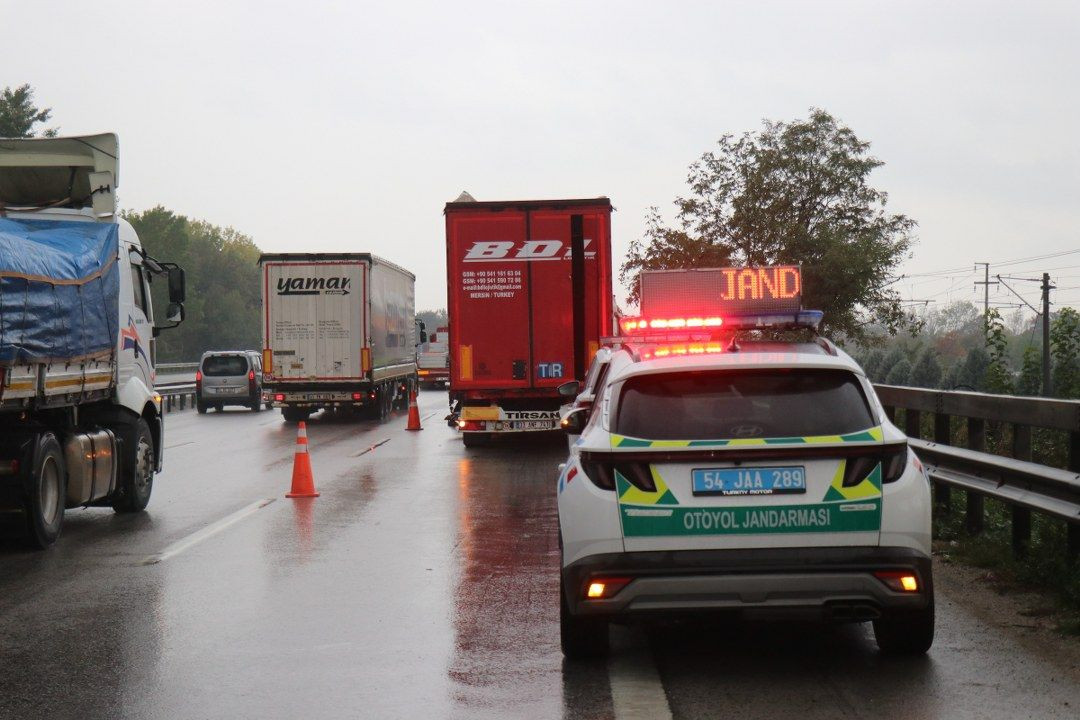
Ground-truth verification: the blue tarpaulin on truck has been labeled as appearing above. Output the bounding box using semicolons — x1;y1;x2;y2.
0;218;119;365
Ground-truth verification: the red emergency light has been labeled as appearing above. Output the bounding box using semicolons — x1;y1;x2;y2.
619;316;724;334
639;343;727;360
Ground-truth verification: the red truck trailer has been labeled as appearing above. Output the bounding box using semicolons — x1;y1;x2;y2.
445;197;613;446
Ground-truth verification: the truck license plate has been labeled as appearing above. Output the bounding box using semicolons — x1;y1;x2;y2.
511;420;552;431
309;394;333;401
692;466;806;496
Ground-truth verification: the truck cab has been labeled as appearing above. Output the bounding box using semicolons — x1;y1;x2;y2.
0;133;185;547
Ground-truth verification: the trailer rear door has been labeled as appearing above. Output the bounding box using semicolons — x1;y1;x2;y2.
263;260;366;381
446;200;611;392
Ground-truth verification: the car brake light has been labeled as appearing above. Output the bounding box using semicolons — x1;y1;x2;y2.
874;571;919;593
352;392;363;401
248;370;255;381
585;577;632;599
274;393;285;402
195;370;203;387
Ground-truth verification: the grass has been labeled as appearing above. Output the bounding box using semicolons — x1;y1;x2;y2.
932;492;1080;635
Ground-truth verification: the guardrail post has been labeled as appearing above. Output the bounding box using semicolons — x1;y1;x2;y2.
1069;431;1080;561
1011;423;1032;558
180;393;186;410
934;413;952;513
966;417;985;535
905;409;921;439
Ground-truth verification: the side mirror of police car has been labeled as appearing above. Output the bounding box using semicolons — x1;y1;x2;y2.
557;380;580;398
561;407;589;435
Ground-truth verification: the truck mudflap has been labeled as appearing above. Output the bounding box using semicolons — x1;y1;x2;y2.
456;405;561;433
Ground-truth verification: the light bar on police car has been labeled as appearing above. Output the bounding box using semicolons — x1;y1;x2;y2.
619;310;823;335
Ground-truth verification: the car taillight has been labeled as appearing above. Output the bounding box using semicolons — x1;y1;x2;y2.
248;370;255;381
842;444;908;487
274;393;285;402
352;392;363;401
874;570;919;593
195;370;202;388
585;577;632;599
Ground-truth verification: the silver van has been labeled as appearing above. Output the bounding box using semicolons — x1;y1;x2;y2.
196;351;263;413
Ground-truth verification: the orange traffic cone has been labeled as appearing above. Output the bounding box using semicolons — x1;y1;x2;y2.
406;389;423;431
286;421;320;498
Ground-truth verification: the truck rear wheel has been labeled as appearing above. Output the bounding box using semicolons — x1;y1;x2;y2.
24;433;66;549
283;407;310;423
112;418;154;513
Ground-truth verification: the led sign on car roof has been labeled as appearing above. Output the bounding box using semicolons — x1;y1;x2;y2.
639;265;802;318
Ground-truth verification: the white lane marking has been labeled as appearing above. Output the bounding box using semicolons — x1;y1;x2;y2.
142;498;276;565
608;646;673;720
165;441;195;449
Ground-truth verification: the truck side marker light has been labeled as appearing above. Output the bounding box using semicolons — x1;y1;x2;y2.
874;571;919;593
586;577;632;599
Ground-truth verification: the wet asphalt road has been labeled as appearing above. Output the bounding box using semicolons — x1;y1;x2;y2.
1;390;1079;719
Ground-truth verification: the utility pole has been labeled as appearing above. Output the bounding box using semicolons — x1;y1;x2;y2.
975;262;999;331
1042;272;1054;396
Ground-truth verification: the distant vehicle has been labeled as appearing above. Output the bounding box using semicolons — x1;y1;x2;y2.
0;133;186;547
417;325;449;388
559;346;616;450
445;197;614;446
196;351;263;413
557;266;933;659
260;253;419;423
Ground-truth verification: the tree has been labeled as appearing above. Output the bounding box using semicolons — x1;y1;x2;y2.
621;109;916;340
955;347;990;391
909;347;942;389
124;207;262;361
1050;307;1080;399
983;308;1013;394
876;347;906;383
0;84;58;138
861;348;885;381
885;357;912;386
416;309;448;331
1017;345;1042;396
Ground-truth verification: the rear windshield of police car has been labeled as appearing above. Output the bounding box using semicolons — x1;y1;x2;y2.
201;355;249;377
614;369;875;440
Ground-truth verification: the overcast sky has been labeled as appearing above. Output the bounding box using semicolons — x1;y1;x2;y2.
4;0;1078;314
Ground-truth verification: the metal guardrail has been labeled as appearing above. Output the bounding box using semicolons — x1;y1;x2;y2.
156;362;200;372
157;382;196;413
875;383;1080;559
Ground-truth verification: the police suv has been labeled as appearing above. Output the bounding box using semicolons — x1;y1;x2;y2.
557;267;933;658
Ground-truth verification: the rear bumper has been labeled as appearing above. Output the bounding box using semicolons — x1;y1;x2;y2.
197;389;258;406
563;546;932;621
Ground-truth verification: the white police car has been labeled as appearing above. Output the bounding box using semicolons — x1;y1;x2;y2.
556;267;933;658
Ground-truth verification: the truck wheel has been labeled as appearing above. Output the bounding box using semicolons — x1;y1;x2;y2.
112;418;154;514
560;574;608;659
873;599;935;655
24;433;66;549
283;407;310;423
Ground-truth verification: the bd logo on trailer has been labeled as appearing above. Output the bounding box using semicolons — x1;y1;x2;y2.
277;277;352;296
463;240;596;262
